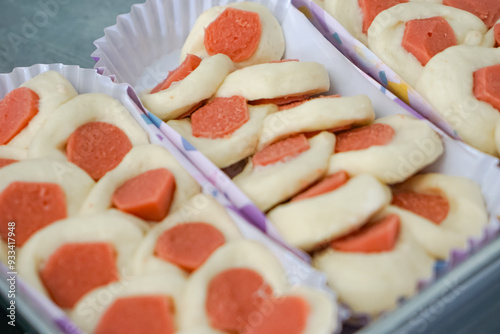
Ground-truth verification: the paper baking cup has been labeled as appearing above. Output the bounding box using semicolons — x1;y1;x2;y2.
0;63;341;333
0;63;148;334
0;63;167;334
92;0;290;87
127;87;346;334
92;0;500;326
92;0;323;254
293;0;500;155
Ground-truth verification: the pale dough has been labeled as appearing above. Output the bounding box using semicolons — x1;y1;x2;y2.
28;93;149;161
234;131;335;212
17;210;149;309
179;240;338;334
79;144;200;217
71;273;186;334
0;146;27;160
368;3;488;86
258;95;375;150
268;174;392;251
293;286;339;334
390;173;488;259
167;104;275;168
325;0;369;45
324;0;441;45
129;193;241;277
328;114;444;184
215;61;330;101
180;2;285;68
0;159;95;216
415;45;500;156
5;71;77;150
313;211;434;316
140;54;235;120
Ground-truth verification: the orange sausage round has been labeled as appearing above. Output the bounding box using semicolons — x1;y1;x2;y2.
444;0;500;28
112;168;176;222
252;134;310;167
40;242;119;308
253;296;310;334
206;268;272;332
0;159;18;169
155;222;225;272
473;64;500;112
0;182;66;246
151;54;202;94
359;0;409;33
249;94;310;107
292;171;349;202
335;123;395;153
0;87;39;145
66;121;132;180
95;296;175;334
392;191;450;224
191;96;249;139
330;214;401;253
204;8;262;63
401;17;457;66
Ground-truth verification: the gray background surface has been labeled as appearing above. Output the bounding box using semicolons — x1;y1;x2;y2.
0;0;138;72
1;0;500;333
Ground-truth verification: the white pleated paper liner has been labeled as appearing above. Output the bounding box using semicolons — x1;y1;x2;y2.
92;0;291;86
91;0;500;327
1;63;343;333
